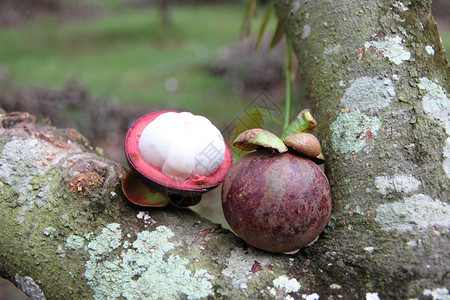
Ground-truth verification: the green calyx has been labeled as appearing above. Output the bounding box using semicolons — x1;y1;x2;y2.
233;128;288;153
283;132;321;158
281;109;317;140
232;109;325;164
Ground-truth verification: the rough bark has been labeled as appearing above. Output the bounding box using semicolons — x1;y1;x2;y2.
0;111;307;299
0;1;449;300
276;0;450;298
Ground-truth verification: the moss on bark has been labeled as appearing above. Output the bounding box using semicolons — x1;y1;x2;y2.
276;0;449;298
0;112;317;299
1;0;449;298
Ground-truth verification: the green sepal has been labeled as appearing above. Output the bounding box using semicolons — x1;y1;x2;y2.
233;128;288;153
269;18;285;50
255;3;275;51
281;109;317;139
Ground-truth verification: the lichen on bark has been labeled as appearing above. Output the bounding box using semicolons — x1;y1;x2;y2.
1;0;450;298
276;0;449;298
0;112;317;299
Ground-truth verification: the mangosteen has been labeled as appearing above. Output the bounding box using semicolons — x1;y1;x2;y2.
124;110;232;207
221;110;331;253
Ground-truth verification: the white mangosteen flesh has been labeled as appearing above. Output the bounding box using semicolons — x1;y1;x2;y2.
138;112;226;180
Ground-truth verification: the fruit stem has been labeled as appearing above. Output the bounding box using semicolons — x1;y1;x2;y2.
284;37;293;131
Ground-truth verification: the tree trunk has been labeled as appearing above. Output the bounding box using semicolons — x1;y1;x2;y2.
276;0;450;297
1;0;449;299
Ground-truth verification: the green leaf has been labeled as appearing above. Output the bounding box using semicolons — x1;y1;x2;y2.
281;109;317;139
229;109;264;143
269;17;285;50
234;128;288;153
241;0;257;39
258;109;284;126
241;17;251;39
248;0;257;17
228;109;264;158
255;3;275;51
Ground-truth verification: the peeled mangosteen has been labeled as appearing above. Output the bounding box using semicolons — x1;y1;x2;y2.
221;110;332;253
124;110;232;207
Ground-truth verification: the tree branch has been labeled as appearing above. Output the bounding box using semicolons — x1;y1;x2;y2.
0;111;320;299
276;0;450;297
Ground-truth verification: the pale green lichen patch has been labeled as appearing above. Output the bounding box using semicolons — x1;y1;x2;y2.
330;110;382;155
85;224;213;300
87;223;122;257
56;245;65;258
15;274;46;300
375;174;421;196
272;275;301;294
364;35;411;65
418;77;450;178
221;248;273;289
136;211;156;224
344;204;365;216
444;138;450;178
423;287;449;300
43;227;56;238
0;137;64;185
425;45;435;55
366;292;381;300
375;194;450;232
0;138;42;186
291;0;300;14
364;247;375;253
301;24;311;39
0;137;63;221
323;44;341;57
330;283;342;290
340;77;395;112
418;77;450;134
66;234;86;250
393;1;409;11
302;293;320;300
419;78;449;111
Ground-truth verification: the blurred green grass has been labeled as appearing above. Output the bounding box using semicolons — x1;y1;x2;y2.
0;3;277;229
0;3;448;127
0;4;256;124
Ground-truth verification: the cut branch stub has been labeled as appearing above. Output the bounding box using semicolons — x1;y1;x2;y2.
281;109;317;139
233;128;288;153
122;170;170;207
283;132;321;158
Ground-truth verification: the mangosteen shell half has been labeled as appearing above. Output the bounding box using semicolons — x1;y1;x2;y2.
125;110;233;207
221;149;331;253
